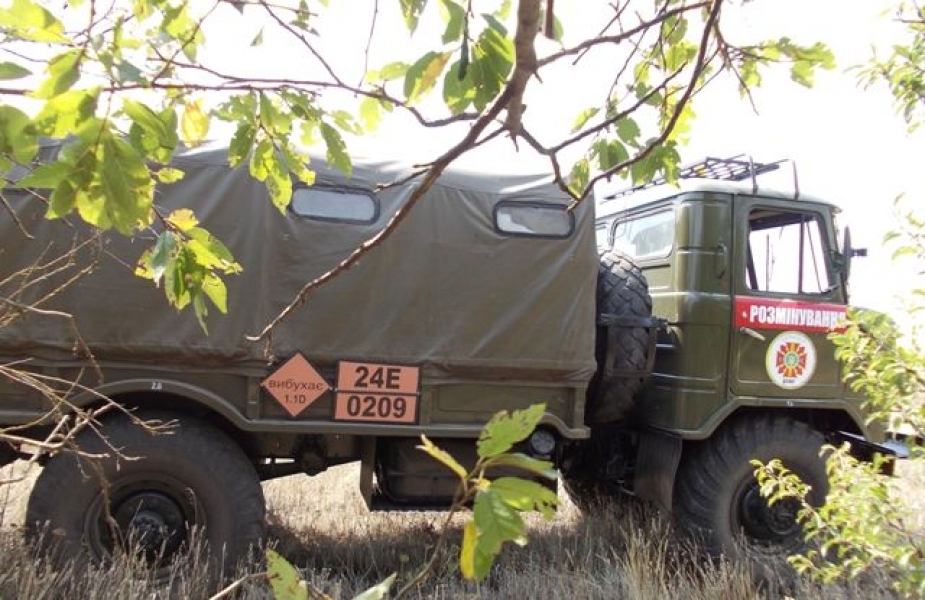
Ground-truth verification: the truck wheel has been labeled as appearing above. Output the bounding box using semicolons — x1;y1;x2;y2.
26;411;265;577
587;250;652;423
674;416;827;562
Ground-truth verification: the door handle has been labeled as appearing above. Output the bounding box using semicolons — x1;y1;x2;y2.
738;327;766;342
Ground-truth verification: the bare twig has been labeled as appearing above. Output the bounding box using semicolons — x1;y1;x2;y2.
538;1;710;68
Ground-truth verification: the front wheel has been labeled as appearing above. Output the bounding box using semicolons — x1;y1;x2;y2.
673;416;827;561
26;411;266;577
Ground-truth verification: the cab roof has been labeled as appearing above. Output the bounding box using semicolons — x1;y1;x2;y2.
596;155;842;219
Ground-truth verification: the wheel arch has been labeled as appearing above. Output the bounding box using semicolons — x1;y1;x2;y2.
636;404;873;513
71;378;262;459
677;401;881;443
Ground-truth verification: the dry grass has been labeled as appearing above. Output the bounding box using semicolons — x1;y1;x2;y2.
0;459;920;599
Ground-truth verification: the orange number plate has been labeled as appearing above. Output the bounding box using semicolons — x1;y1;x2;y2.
334;362;420;423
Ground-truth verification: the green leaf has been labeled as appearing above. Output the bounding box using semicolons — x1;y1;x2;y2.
330;110;360;135
593;139;630;171
34;88;100;138
441;0;466;43
418;435;469;481
0;62;31;80
115;60;143;84
482;13;508;36
0;0;68;43
185;227;241;272
265;154;293;211
47;178;78;219
266;549;308;600
473;487;527;553
570;107;599;133
87;134;154;234
154;167;184;184
399;0;426;31
467;25;514;110
279;143;315;185
359;96;382;130
250;137;273;181
485;453;556;479
353;573;396;600
147;232;178;283
459;520;479;580
229;122;256;168
165;209;198;232
367;61;410;82
33;49;82;99
616;118;641;144
16;160;70;191
404;51;451;104
459;519;494;581
490;477;559;519
0;104;38;164
442;60;473;114
123;99;171;143
201;273;228;313
477;404;545;459
181;100;209;146
320;122;351;176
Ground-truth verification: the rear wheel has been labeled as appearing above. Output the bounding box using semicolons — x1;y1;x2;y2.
587;250;652;423
26;411;266;577
673;415;827;561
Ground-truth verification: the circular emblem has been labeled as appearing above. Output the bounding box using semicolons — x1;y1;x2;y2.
765;331;816;389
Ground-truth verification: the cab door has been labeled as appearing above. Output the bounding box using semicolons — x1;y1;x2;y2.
729;196;847;399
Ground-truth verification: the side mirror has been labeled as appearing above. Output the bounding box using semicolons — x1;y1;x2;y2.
838;226;867;280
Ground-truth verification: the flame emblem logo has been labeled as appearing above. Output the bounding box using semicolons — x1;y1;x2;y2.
775;341;808;379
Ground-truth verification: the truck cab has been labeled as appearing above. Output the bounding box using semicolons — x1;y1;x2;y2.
580;156;900;562
596;172;877;442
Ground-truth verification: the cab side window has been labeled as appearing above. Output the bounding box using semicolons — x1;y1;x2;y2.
746;209;834;295
611;209;675;260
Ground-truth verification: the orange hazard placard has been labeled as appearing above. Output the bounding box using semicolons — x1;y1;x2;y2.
261;354;330;417
334;361;420;423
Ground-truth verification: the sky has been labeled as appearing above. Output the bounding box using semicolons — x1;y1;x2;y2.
10;1;916;315
155;1;925;317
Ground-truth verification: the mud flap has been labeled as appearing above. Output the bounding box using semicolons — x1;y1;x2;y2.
632;429;682;513
834;430;911;476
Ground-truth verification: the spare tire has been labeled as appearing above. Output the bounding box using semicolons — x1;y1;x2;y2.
586;250;652;423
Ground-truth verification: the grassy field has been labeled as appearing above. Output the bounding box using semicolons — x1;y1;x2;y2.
0;458;920;599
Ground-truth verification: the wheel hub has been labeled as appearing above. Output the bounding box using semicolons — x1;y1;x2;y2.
740;483;801;542
112;491;187;563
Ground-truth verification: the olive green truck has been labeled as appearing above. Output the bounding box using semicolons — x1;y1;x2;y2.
0;148;904;570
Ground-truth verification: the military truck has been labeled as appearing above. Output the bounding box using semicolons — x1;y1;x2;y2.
0;147;900;571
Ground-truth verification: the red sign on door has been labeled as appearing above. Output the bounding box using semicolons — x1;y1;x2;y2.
735;297;847;333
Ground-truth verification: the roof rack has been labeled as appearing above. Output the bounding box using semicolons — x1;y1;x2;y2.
605;155;786;200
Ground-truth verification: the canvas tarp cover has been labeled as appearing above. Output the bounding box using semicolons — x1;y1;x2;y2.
0;143;598;384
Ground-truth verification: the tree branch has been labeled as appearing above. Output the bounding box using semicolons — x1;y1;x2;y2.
249;82;519;341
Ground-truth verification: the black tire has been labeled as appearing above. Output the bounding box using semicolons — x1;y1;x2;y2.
674;415;827;562
26;411;266;577
586;250;652;423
